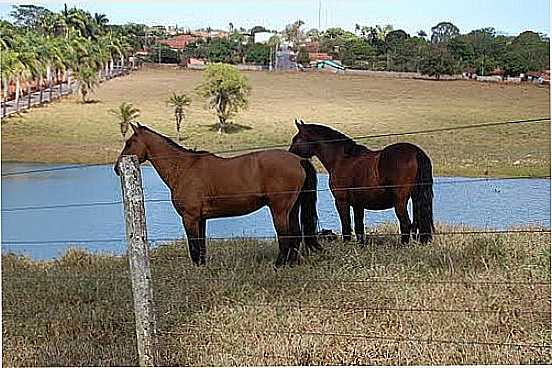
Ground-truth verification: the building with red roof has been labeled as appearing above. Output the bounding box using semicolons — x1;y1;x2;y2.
158;34;198;50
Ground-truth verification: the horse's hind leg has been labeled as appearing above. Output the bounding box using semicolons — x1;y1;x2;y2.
353;205;365;244
288;201;303;255
394;192;412;245
269;201;299;267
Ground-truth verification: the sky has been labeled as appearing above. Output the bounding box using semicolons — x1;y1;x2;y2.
0;0;549;36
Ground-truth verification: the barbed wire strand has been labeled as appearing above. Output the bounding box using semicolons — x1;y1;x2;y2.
4;271;550;287
2;228;549;247
2;175;550;213
2;117;549;178
157;327;552;349
3;301;550;323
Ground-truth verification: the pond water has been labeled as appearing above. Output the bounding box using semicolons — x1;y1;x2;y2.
2;163;550;260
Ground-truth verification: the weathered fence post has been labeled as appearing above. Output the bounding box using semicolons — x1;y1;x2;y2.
119;155;158;367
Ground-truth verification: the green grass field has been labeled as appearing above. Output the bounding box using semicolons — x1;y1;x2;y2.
2;224;551;366
1;65;550;177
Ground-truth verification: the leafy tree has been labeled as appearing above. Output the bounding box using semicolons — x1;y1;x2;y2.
283;19;305;45
195;63;251;134
168;92;191;141
9;5;52;29
207;38;233;63
74;66;99;102
296;46;310;65
384;30;410;70
110;102;140;138
431;22;460;44
447;37;474;69
306;28;321;41
339;39;376;68
320;27;358;57
358;25;386;54
245;43;270;64
420;45;458;79
511;31;549;70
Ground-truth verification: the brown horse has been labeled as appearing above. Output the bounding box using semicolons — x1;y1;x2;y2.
289;120;434;244
114;123;321;267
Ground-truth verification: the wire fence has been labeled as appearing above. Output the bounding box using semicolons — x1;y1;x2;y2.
2;175;550;213
2;116;549;178
2;116;551;365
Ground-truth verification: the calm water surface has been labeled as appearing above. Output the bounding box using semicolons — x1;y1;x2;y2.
2;163;550;259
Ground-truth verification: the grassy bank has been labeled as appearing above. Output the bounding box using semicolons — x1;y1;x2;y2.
1;66;550;177
2;224;551;366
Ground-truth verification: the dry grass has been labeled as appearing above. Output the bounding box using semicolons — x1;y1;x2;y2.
1;66;550;176
2;224;551;366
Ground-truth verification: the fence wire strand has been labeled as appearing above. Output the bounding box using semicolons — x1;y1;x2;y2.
2;116;549;178
157;327;552;350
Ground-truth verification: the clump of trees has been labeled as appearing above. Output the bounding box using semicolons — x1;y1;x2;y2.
195;63;251;134
1;5;145;109
179;19;549;79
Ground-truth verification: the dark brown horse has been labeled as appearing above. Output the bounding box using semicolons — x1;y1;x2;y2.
115;123;321;266
289;120;434;244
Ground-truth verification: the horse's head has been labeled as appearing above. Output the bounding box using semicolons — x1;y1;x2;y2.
289;119;315;158
114;123;149;176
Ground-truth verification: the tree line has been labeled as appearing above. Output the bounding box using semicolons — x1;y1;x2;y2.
1;5;147;106
181;20;549;79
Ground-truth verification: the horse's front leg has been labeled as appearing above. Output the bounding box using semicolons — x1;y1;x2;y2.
183;215;206;265
335;199;352;241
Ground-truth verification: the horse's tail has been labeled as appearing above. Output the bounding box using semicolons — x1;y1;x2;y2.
299;160;322;252
412;149;435;244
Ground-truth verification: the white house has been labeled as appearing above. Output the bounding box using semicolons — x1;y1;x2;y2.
254;32;277;44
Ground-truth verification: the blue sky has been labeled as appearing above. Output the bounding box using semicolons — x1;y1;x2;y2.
0;0;549;36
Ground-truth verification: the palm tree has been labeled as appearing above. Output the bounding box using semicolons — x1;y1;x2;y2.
94;13;109;32
74;66;99;103
167;92;191;141
110;102;140;138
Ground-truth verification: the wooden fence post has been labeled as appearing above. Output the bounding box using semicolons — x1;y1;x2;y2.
119;155;158;367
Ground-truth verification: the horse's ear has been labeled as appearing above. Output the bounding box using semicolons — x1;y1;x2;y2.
300;119;305;125
136;122;143;128
130;123;139;133
295;119;302;130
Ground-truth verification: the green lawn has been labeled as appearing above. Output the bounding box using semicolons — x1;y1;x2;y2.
1;65;550;177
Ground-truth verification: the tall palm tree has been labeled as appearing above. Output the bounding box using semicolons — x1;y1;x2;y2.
167;92;191;141
110;102;140;138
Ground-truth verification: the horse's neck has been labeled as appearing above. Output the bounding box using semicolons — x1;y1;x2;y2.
145;138;197;189
315;144;347;174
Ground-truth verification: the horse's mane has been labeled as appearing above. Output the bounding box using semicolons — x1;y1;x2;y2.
304;124;369;156
140;125;210;154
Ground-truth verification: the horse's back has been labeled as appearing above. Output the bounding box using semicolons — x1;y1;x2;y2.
251;149;307;191
200;149;306;192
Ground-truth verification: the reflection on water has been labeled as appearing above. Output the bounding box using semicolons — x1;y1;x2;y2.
2;163;550;259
